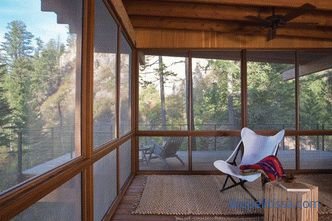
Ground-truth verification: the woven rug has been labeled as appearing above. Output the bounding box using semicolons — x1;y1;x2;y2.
132;175;332;216
175;216;263;221
175;215;332;221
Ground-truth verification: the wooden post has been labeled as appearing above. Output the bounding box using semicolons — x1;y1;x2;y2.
241;49;248;128
188;51;193;171
295;51;300;171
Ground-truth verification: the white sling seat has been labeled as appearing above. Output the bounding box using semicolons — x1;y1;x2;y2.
213;127;285;201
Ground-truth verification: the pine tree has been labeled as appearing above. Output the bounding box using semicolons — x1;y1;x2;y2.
1;21;34;63
1;20;34;130
0;64;12;146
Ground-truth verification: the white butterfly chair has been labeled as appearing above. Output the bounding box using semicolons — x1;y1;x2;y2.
214;127;285;202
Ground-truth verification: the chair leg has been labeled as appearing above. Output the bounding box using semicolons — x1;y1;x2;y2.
220;176;262;208
175;155;185;166
220;175;239;192
220;179;245;192
142;151;149;166
148;152;153;164
161;158;170;169
240;182;258;202
228;176;238;185
220;175;230;192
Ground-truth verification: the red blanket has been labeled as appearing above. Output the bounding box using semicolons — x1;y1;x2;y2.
239;155;285;181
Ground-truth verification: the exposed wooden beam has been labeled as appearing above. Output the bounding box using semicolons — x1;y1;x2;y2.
130;16;332;41
277;28;332;41
107;0;136;45
135;28;332;48
124;0;332;27
282;55;332;80
131;16;238;32
161;0;332;11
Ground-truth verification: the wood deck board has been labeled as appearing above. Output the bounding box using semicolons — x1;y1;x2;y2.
139;150;332;171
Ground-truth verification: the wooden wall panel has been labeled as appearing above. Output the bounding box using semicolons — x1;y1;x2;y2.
163;0;332;11
135;28;332;49
125;1;332;27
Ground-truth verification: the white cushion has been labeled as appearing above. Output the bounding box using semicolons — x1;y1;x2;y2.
214;160;261;182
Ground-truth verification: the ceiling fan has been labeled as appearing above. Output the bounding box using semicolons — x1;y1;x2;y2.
245;3;317;41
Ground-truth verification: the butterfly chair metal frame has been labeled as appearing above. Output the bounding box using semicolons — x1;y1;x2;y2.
214;128;285;205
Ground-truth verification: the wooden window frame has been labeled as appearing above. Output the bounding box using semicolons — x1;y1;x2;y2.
136;48;332;175
0;0;136;220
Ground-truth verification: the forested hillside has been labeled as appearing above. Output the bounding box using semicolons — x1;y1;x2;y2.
0;20;77;192
139;54;332;151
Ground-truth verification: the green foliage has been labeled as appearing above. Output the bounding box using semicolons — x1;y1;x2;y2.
247;62;295;129
1;20;34;62
3;57;34;130
193;59;241;129
139;56;186;130
32;39;65;108
1;20;35;131
300;71;332;129
0;20;77;191
139;57;331;133
139;84;162;129
0;65;12;146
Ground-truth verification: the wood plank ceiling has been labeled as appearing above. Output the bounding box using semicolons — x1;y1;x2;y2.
122;0;332;48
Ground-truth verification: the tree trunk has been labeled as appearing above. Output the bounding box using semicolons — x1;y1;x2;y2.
227;71;235;129
227;70;237;148
17;130;23;182
159;56;167;130
57;101;64;151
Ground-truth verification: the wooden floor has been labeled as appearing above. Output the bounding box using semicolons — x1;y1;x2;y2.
111;175;177;221
110;175;332;221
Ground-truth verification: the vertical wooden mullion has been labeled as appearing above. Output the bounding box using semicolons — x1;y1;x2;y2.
82;167;94;221
81;0;94;220
295;51;300;171
116;26;121;194
131;49;138;175
241;49;248;128
188;50;193;172
134;51;140;173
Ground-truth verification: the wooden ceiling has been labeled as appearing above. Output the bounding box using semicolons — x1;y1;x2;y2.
121;0;332;48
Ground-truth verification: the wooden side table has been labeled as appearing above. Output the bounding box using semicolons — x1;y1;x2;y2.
264;181;318;221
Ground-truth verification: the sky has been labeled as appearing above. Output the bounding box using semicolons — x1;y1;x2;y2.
0;0;69;45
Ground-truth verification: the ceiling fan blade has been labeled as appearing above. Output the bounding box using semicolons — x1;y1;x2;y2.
224;26;260;36
267;28;277;41
286;22;318;29
245;16;271;27
282;3;316;22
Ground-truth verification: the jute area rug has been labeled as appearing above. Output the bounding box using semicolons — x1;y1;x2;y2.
132;175;332;217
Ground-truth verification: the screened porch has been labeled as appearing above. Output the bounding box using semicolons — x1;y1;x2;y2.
0;0;331;221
